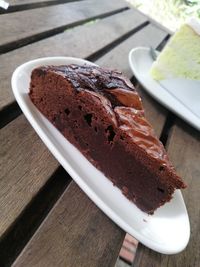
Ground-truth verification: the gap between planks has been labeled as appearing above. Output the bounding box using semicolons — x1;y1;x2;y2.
132;118;200;267
0;166;71;267
0;102;22;129
0;20;169;267
152;34;173;147
0;8;150;258
86;21;149;62
131;33;173;149
0;0;83;14
0;16;148;128
0;7;129;55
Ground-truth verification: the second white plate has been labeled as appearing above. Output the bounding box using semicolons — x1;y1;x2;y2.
129;47;200;131
12;57;190;254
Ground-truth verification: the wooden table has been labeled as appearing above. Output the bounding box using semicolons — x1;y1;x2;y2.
0;1;199;266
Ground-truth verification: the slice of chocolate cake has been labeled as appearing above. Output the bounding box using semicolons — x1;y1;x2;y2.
29;64;186;214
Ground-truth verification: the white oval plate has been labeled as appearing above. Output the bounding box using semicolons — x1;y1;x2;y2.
129;47;200;131
12;57;190;254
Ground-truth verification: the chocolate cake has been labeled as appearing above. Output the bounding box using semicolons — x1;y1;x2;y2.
29;64;186;214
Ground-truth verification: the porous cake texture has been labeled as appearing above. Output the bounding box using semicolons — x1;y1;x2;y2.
29;64;186;214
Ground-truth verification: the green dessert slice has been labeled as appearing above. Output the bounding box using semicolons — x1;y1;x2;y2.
150;23;200;80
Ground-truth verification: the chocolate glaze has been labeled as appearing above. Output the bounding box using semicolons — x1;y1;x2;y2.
115;107;172;168
40;64;171;167
41;64;134;93
30;64;186;214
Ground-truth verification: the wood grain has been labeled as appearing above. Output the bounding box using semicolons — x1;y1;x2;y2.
12;183;125;267
0;8;147;111
0;0;81;14
0;167;70;267
0;0;127;48
0;116;59;238
0;6;147;258
10;24;169;267
96;24;168;136
8;0;66;5
133;119;200;267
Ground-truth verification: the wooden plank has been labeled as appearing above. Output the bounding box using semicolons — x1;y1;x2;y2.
12;183;125;267
11;24;169;267
8;0;62;5
0;166;70;267
0;1;84;15
133;120;200;267
0;1;76;14
0;6;147;247
96;24;168;136
126;5;173;35
0;0;127;48
0;8;147;111
3;0;82;12
0;116;59;238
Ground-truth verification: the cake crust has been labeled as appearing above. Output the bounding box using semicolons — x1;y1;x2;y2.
29;64;186;214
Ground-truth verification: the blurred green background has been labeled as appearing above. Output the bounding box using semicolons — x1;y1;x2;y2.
126;0;200;32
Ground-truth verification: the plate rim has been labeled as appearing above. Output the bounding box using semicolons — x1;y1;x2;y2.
128;46;200;131
11;56;190;254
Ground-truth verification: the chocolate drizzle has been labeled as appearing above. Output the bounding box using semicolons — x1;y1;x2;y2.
43;64;134;93
39;64;171;166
